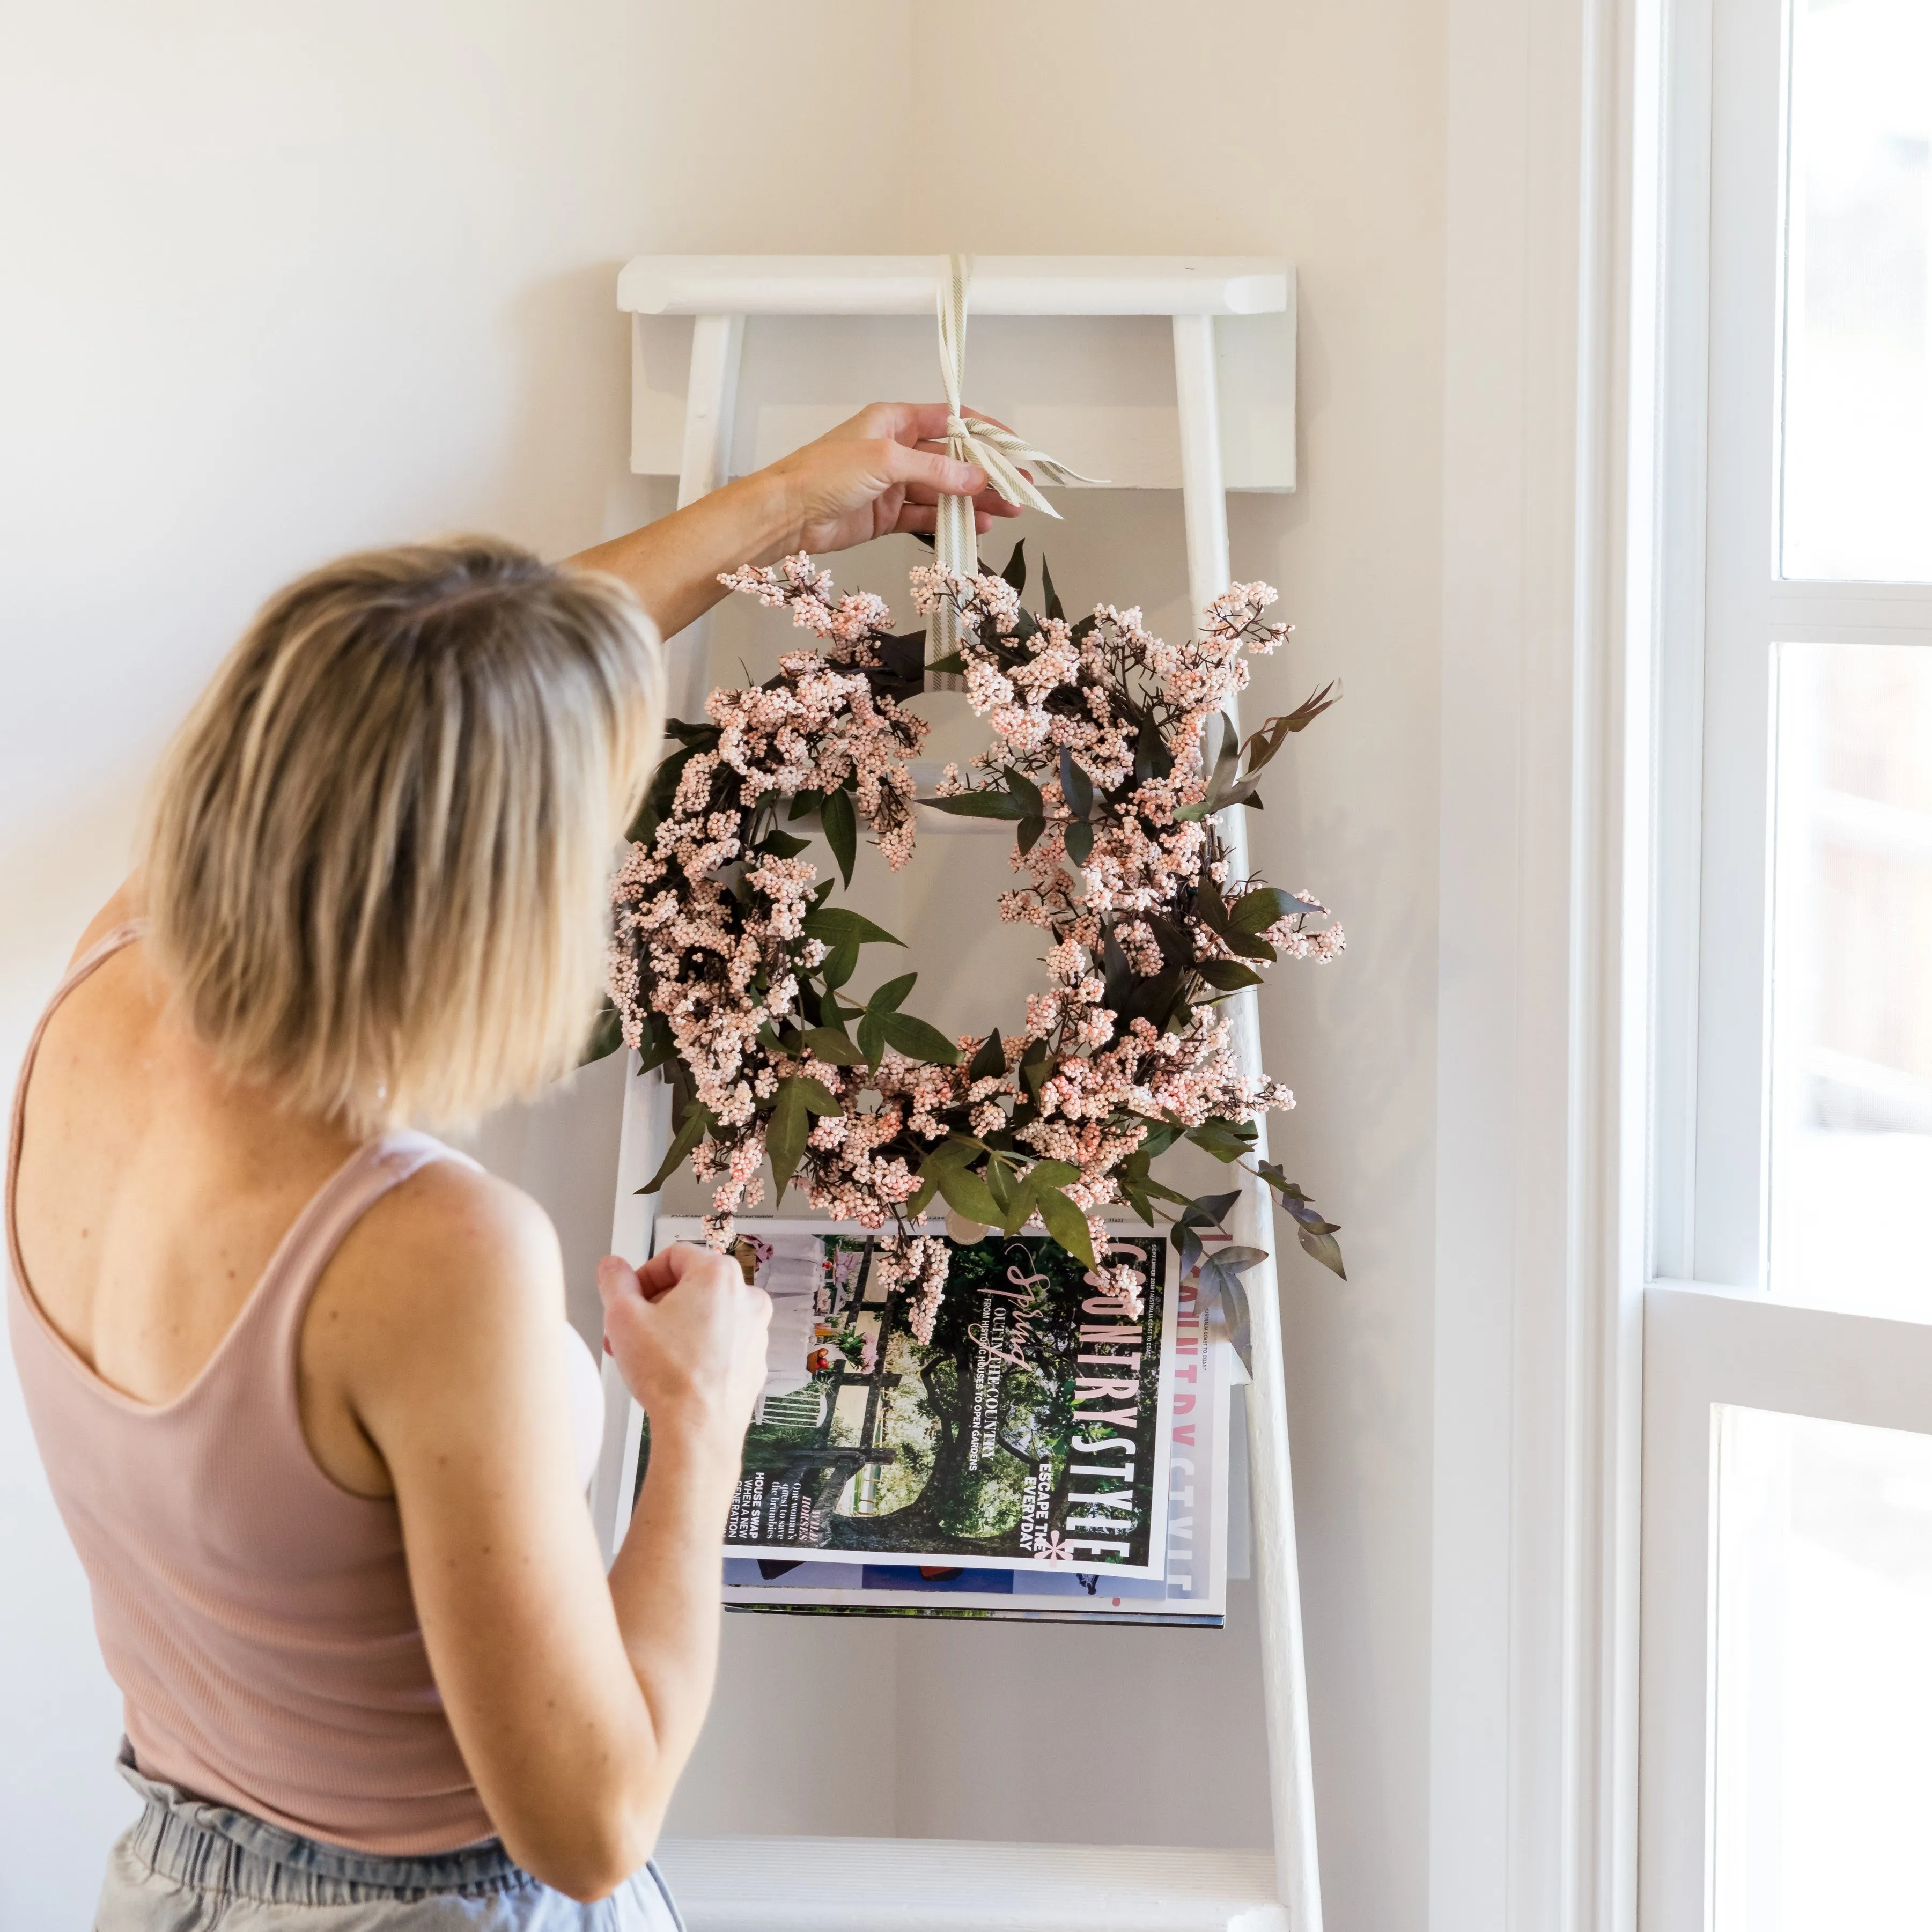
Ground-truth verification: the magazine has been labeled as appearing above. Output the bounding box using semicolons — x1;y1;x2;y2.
716;1260;1232;1625
637;1219;1177;1577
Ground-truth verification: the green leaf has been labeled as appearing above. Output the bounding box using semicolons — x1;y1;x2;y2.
820;785;857;887
638;1104;711;1194
1230;886;1301;934
1033;1185;1095;1265
1188;1117;1258;1162
1017;814;1046;855
821;938;859;990
882;1013;963;1065
985;1154;1016;1206
1058;747;1094;819
967;1029;1005;1082
1222;927;1279;961
794;1077;843;1115
1019;1039;1052;1099
1195;1245;1267;1370
580;999;625;1066
765;1081;812;1201
921;791;1029;821
925;651;965;677
1207;711;1241;796
1064;818;1095;866
1041;555;1065;622
985;1155;1023;1233
907;1169;942;1218
1027;1159;1081;1189
757;827;811;860
1000;539;1027;594
1183;1188;1244;1227
802;906;904;949
935;1157;1002;1226
802;1026;864;1065
1266;682;1340;746
1194;957;1265;991
1255;1163;1348;1280
857;1009;886;1068
1120;962;1188;1033
1236;713;1292;779
1296;1223;1348;1279
868;972;917;1016
1005;768;1044;818
1137;1173;1197;1211
926;1132;988;1165
1133;717;1171;784
634;1012;679;1077
789;788;823;822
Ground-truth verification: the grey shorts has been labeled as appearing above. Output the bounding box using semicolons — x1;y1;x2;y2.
97;1744;684;1931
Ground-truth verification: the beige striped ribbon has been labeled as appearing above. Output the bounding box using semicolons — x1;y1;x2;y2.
927;254;1101;688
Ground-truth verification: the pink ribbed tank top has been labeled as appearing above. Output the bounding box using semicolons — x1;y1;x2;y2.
6;923;497;1854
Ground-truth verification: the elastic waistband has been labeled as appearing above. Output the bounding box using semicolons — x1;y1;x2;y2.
116;1742;529;1904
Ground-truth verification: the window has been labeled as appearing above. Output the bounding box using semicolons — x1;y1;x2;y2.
1640;0;1932;1923
1769;641;1932;1315
1779;0;1932;584
1711;1406;1932;1929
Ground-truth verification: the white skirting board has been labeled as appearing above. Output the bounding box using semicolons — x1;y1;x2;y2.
654;1837;1287;1932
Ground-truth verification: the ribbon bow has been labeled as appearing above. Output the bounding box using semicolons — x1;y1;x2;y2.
927;254;1101;685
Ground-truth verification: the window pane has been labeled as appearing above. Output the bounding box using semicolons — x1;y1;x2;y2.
1771;642;1932;1316
1713;1406;1932;1931
1780;0;1932;582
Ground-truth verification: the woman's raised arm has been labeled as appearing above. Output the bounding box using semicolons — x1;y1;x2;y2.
567;401;1022;638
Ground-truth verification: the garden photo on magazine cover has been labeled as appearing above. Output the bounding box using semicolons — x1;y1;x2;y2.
642;1225;1174;1574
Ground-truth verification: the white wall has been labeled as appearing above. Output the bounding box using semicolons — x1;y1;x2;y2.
2;5;1445;1928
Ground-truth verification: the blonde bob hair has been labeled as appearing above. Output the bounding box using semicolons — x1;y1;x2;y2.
144;537;663;1139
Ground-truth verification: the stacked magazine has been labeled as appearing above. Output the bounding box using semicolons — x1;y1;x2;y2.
616;1218;1234;1627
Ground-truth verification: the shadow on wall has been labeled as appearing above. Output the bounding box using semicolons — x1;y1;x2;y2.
495;262;663;561
451;1051;631;1352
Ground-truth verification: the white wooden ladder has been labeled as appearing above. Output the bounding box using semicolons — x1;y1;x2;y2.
589;256;1321;1932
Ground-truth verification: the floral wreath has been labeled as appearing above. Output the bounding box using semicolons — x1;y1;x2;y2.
597;541;1347;1351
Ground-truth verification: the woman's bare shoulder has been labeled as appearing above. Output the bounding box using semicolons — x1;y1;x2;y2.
327;1156;569;1351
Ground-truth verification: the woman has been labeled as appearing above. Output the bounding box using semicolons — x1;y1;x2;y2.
7;406;1018;1927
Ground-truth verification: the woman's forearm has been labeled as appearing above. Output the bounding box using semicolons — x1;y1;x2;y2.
603;1428;743;1785
569;469;798;640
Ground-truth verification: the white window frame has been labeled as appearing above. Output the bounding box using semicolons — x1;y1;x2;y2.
1658;0;1932;1293
1637;0;1932;1923
1435;0;1932;1923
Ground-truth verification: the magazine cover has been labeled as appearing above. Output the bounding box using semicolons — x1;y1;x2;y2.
642;1219;1176;1577
717;1260;1232;1625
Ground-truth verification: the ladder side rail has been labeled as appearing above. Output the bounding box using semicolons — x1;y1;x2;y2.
589;314;745;1562
1173;314;1324;1932
591;304;1326;1932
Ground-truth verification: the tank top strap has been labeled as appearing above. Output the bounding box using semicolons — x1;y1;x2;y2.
7;920;149;1287
253;1130;483;1386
